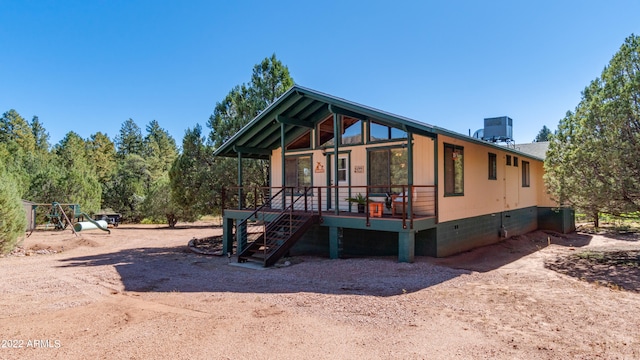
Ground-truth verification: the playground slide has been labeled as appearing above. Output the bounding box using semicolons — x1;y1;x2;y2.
74;212;111;234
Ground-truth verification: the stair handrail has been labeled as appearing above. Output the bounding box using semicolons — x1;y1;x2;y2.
236;186;313;246
236;187;287;232
258;187;315;235
237;187;315;261
261;187;315;264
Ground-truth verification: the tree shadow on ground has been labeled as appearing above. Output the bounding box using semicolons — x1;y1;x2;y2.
545;250;640;292
432;231;592;272
57;245;468;297
576;225;640;242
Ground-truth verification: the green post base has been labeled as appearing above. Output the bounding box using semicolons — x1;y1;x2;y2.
329;226;340;259
398;231;415;263
222;217;234;255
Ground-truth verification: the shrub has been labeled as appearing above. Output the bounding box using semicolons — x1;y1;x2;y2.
0;171;26;254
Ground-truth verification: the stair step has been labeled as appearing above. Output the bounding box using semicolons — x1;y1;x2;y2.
236;198;318;267
245;252;267;259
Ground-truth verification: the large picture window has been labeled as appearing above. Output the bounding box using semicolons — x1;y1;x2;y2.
444;143;464;196
285;155;312;192
368;147;407;193
522;161;530;187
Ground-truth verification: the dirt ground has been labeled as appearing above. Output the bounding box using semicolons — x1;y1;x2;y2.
0;223;638;359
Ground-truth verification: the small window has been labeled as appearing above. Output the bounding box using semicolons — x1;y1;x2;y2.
488;153;497;180
337;157;347;182
522;161;530;187
513;156;518;167
444;143;464;196
506;155;512;166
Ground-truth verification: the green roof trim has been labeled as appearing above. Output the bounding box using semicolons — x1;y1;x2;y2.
212;85;544;162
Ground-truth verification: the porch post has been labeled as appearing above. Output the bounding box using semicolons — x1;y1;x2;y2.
407;132;414;222
398;230;415;263
281;122;286;198
237;221;247;255
329;226;340;259
333;113;340;215
222;217;234;255
237;151;243;209
433;135;439;223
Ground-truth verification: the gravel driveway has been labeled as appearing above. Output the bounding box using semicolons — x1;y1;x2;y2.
1;224;638;359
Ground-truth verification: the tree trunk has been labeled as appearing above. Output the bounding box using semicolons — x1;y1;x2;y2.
167;214;178;228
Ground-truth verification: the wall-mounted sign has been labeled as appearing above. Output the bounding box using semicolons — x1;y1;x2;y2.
354;165;364;173
315;162;325;173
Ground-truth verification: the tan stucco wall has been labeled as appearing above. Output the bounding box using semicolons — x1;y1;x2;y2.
270;129;556;220
535;161;557;207
413;135;435;185
437;135;555;222
271;147;282;187
271;135;434;189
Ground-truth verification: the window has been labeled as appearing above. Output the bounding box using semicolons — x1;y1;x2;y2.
369;120;407;142
506;155;512;166
337;157;347;182
444;144;464;196
285;156;312;192
522;161;530;187
513;156;518;167
368;147;408;193
317;116;334;147
286;130;311;150
341;117;363;145
488;153;497;180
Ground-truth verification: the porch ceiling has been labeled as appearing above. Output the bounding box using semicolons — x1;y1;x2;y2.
213;85;437;159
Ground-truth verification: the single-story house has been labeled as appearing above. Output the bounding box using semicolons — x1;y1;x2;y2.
213;85;574;267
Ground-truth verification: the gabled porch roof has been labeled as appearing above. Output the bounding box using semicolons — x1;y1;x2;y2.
213;85;437;159
213;84;546;162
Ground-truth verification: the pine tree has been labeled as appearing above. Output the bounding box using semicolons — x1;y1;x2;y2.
545;34;640;225
0;167;26;254
115;118;144;158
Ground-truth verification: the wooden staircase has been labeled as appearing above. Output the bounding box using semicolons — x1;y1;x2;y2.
237;188;318;267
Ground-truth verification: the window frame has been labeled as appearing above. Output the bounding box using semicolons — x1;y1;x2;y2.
368;120;407;143
284;154;313;194
367;146;408;195
444;143;464;196
286;130;312;151
488;153;497;180
506;154;512;166
522;160;530;187
316;116;335;148
340;116;364;146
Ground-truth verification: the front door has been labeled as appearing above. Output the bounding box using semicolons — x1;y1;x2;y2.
327;154;349;211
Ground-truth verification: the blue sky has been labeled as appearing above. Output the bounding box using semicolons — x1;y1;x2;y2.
1;1;639;147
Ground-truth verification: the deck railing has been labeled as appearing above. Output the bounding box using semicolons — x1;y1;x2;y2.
222;185;437;229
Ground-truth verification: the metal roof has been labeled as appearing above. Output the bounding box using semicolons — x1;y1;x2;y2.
212;85;437;159
213;85;545;162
